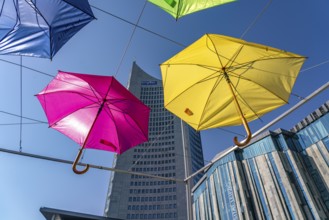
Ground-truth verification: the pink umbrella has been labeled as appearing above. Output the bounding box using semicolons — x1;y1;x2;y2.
36;71;150;174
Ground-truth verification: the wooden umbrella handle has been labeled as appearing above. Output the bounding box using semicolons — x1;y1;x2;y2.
233;115;252;147
72;148;90;175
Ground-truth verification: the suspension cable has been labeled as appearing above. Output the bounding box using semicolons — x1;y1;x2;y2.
0;147;185;183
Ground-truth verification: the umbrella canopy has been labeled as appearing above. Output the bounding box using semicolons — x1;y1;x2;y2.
36;71;150;174
160;34;306;146
0;0;95;59
148;0;236;20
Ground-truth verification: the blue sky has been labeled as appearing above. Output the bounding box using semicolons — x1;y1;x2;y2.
0;0;328;219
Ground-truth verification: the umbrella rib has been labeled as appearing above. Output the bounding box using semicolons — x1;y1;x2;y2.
161;63;222;75
103;99;138;114
164;70;221;108
161;63;220;73
226;44;245;69
0;1;4;14
63;0;96;18
48;104;99;128
104;99;149;140
44;91;102;127
228;78;264;121
28;0;51;38
228;65;300;102
40;90;101;103
90;98;149;152
226;56;304;103
205;35;305;75
85;80;103;104
176;0;182;20
101;103;121;153
225;56;304;122
206;34;248;70
206;34;225;68
56;71;110;99
0;0;20;42
41;75;111;103
48;75;96;94
232;70;289;104
198;74;226;128
225;68;290;122
229;56;305;78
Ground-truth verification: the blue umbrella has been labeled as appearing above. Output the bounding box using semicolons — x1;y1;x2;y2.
0;0;95;59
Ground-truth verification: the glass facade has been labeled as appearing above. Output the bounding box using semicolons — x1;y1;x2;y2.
192;101;329;220
105;62;204;220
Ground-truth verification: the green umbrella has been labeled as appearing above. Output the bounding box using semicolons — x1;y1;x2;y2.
148;0;236;20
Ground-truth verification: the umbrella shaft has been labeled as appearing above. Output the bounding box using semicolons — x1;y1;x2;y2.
223;70;230;83
223;71;244;119
82;99;106;149
97;99;106;116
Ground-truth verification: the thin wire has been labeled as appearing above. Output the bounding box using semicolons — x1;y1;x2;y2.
291;92;305;100
300;59;329;72
91;5;185;48
0;58;54;77
0;147;184;182
240;0;273;39
114;0;148;77
0;122;42;126
292;58;329;101
0;110;47;124
216;127;245;137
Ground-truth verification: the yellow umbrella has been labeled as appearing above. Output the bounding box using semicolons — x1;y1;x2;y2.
160;34;306;147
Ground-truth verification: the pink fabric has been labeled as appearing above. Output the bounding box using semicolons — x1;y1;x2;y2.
36;70;150;154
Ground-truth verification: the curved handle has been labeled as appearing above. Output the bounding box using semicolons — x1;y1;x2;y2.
72;148;90;175
233;115;252;148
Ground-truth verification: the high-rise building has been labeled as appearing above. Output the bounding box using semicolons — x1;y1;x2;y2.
104;62;204;220
192;101;329;219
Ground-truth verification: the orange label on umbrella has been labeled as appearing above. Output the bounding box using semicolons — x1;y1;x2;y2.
185;108;193;116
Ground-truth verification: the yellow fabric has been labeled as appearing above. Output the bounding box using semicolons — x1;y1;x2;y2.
161;34;306;131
